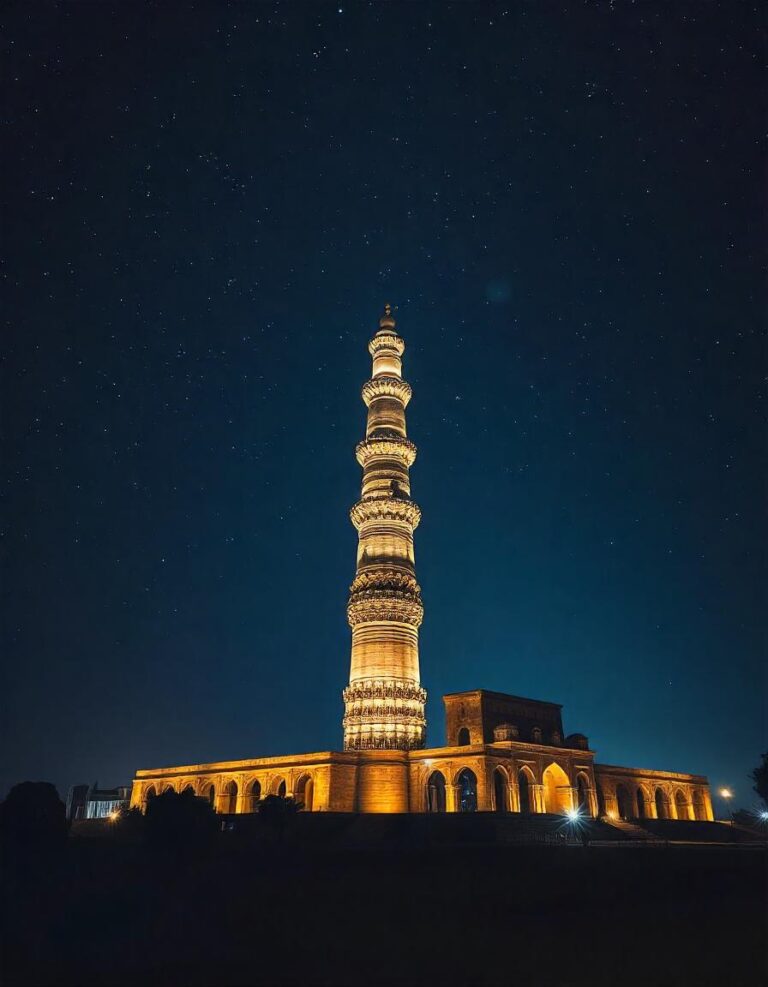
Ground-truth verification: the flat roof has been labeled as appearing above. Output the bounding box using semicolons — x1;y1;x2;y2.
442;688;563;709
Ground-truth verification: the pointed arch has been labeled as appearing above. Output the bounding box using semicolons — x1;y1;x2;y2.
248;779;262;812
493;767;508;813
270;777;287;797
295;774;314;812
456;768;477;812
220;780;238;814
674;789;691;821
542;762;571;814
576;773;591;814
636;785;649;818
518;766;534;813
655;787;670;819
426;770;446;813
615;783;633;820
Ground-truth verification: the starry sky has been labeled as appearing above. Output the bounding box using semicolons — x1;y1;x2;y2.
3;3;764;808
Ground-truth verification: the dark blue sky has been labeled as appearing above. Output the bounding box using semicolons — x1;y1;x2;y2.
3;3;764;808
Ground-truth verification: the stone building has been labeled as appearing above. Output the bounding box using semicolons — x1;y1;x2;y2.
131;307;713;822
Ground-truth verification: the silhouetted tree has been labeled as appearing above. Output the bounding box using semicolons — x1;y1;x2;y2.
110;804;144;840
144;787;217;853
257;794;303;841
751;753;768;809
0;782;68;852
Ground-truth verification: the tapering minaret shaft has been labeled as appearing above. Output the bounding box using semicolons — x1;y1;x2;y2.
343;306;427;751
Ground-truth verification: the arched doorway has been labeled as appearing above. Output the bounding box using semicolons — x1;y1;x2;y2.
426;771;446;812
204;784;216;808
576;774;590;814
295;775;314;811
457;727;470;746
181;784;195;796
616;784;633;820
542;763;571;814
636;787;647;818
144;785;157;810
271;777;286;798
596;784;606;816
457;769;477;812
221;780;238;814
493;768;508;813
654;787;668;819
674;790;690;821
248;779;261;812
518;768;533;813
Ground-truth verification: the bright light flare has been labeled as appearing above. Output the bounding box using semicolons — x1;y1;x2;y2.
718;788;733;799
565;808;581;821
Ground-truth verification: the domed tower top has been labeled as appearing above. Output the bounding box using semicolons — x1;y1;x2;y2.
377;302;396;333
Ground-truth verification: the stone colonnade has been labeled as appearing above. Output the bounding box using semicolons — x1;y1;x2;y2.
595;770;714;822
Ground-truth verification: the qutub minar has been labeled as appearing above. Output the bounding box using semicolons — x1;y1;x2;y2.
131;307;714;822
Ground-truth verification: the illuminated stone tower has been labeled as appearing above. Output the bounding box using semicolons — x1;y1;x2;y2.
342;305;427;750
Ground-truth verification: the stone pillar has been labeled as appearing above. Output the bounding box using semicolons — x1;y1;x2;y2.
586;788;598;818
603;792;618;818
476;767;491;811
565;786;577;812
447;784;460;813
703;790;714;822
532;784;546;813
508;781;520;813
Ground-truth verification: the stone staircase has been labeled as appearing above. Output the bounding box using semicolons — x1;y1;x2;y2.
604;818;660;841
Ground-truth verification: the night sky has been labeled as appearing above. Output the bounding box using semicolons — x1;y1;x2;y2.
3;3;764;808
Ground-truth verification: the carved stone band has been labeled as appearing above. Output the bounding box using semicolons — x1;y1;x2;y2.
349;497;422;530
355;435;417;468
361;376;413;407
347;593;424;627
343;679;428;704
368;332;405;357
350;568;421;595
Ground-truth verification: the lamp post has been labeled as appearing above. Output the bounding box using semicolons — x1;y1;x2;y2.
718;787;733;822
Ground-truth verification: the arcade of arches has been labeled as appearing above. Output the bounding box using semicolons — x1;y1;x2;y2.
132;749;711;820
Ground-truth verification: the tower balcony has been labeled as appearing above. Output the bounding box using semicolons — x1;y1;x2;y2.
349;497;422;531
355;434;417;468
346;589;424;628
361;376;412;408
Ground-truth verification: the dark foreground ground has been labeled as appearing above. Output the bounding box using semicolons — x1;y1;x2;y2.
2;821;765;987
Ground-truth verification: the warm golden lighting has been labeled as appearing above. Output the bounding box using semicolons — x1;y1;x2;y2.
343;305;427;752
128;304;719;821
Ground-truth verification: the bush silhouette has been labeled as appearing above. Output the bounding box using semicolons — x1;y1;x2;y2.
257;794;303;839
144;787;218;851
0;781;68;852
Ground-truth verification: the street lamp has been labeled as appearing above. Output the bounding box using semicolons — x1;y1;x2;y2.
717;787;733;822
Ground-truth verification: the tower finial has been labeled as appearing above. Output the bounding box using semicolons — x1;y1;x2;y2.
379;302;396;331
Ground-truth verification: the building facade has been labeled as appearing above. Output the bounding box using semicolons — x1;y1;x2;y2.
68;784;131;821
131;308;713;822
